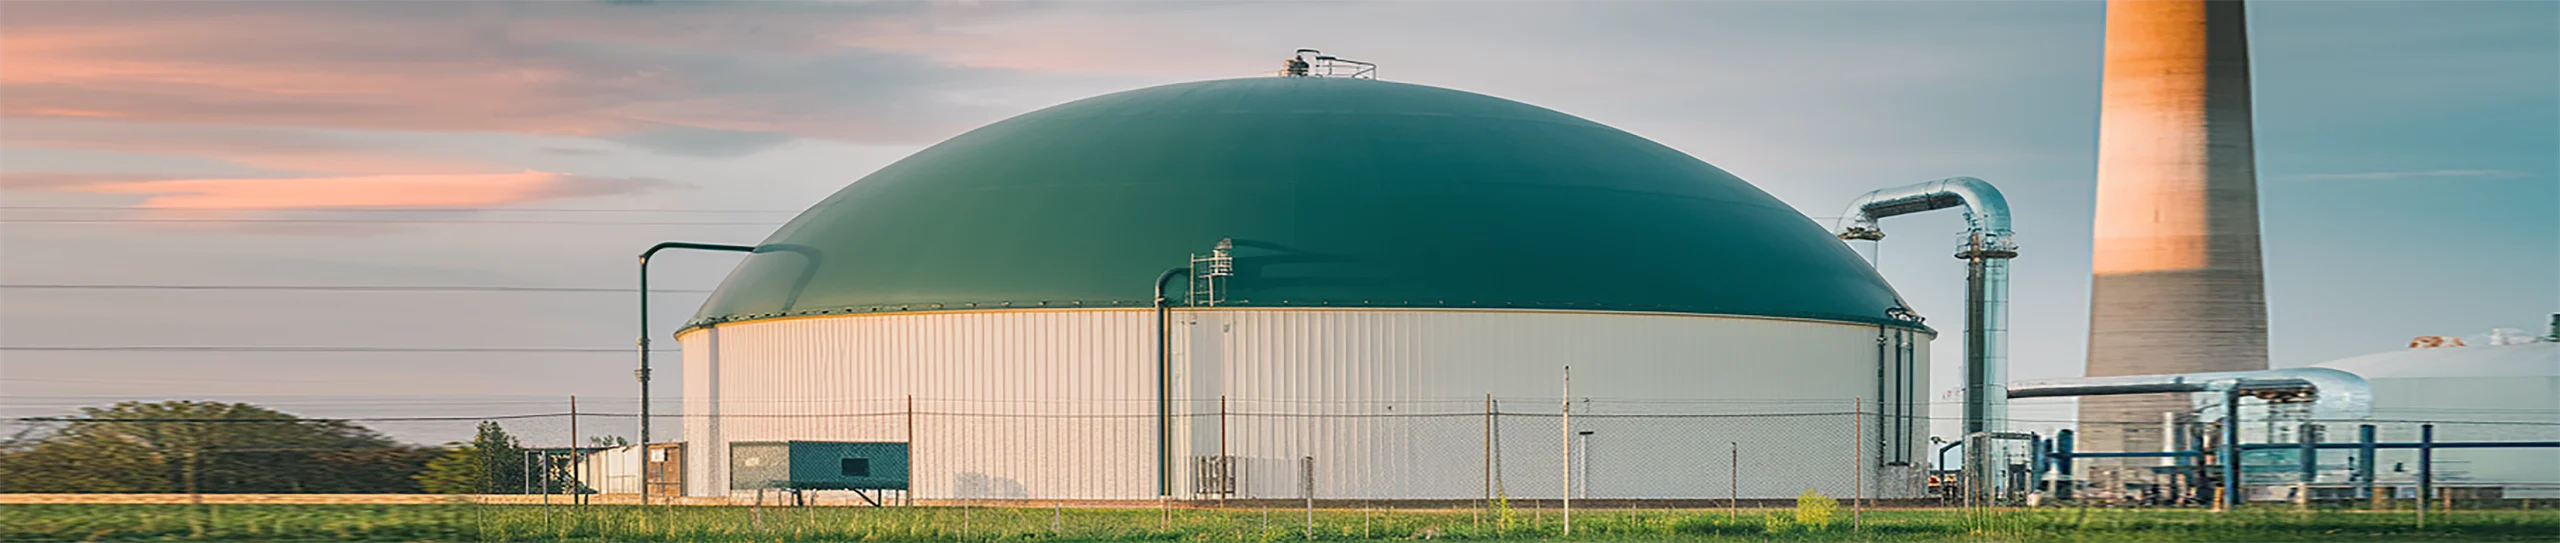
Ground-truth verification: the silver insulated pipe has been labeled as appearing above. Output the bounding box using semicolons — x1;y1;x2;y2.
1835;177;2019;439
2007;368;2372;420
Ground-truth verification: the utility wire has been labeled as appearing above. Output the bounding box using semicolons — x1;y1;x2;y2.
17;413;582;423
15;412;2553;426
0;218;782;225
0;346;678;353
0;284;714;293
0;206;799;213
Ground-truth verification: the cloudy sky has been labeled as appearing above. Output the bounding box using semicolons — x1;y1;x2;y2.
2;1;2552;445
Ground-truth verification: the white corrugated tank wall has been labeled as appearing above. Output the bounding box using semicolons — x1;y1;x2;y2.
2313;344;2560;498
681;310;1156;499
680;309;1931;500
2358;376;2560;498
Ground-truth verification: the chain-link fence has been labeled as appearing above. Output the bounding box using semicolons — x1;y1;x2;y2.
2020;416;2560;509
664;398;1893;504
7;401;2555;512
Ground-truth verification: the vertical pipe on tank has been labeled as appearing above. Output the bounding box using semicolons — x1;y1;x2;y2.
1901;329;1916;465
1834;177;2015;439
1967;256;2012;438
1876;328;1891;466
1154;267;1191;498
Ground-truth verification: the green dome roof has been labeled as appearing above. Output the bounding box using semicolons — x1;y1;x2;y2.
689;77;1909;329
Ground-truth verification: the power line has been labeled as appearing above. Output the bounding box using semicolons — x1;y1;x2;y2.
1;376;389;386
0;284;715;293
0;206;799;213
17;413;581;423
0;346;678;353
12;412;2552;426
0;218;783;225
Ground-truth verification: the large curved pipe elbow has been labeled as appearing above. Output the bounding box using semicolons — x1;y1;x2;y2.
1834;177;2015;252
1835;177;2019;439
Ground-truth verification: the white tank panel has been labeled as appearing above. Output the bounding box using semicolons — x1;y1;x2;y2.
681;309;1932;500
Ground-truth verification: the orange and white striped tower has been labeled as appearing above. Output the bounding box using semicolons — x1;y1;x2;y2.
2081;0;2269;481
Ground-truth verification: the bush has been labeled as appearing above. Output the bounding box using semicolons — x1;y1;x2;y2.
1793;488;1838;529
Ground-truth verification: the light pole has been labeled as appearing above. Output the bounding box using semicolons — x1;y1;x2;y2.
638;241;758;505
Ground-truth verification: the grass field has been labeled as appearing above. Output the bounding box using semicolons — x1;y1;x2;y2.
4;503;2556;542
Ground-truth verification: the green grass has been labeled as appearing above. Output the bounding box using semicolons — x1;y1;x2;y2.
3;503;2555;542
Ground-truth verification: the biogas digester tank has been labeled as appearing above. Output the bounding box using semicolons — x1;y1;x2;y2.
679;77;1934;500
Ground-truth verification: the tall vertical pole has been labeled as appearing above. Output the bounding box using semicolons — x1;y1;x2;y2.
2418;424;2435;526
2220;388;2242;511
1729;442;1738;519
1962;434;1975;510
1154;267;1189;498
1302;456;1314;539
637;253;652;507
1483;394;1493;506
637;242;756;506
570;395;580;505
1896;330;1911;464
1221;395;1230;501
905;394;914;507
1560;365;1571;536
1875;329;1889;466
1961;254;2011;440
1852;397;1862;530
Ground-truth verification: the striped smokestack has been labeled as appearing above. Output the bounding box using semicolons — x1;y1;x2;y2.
2080;0;2270;478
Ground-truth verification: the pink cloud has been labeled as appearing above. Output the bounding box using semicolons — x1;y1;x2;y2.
70;170;672;210
0;2;1055;144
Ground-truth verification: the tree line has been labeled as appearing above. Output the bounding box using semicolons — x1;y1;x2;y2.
0;400;583;494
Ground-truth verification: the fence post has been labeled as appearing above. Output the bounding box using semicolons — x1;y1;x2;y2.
1852;397;1862;530
2418;424;2434;528
569;396;581;506
1729;441;1738;520
1560;365;1571;536
1302;456;1315;540
1220;395;1230;502
905;395;915;507
1481;393;1491;532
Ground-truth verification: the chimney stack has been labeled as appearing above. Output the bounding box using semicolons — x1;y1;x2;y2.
2080;0;2271;478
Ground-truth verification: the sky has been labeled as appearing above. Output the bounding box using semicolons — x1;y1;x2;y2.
1;0;2553;446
